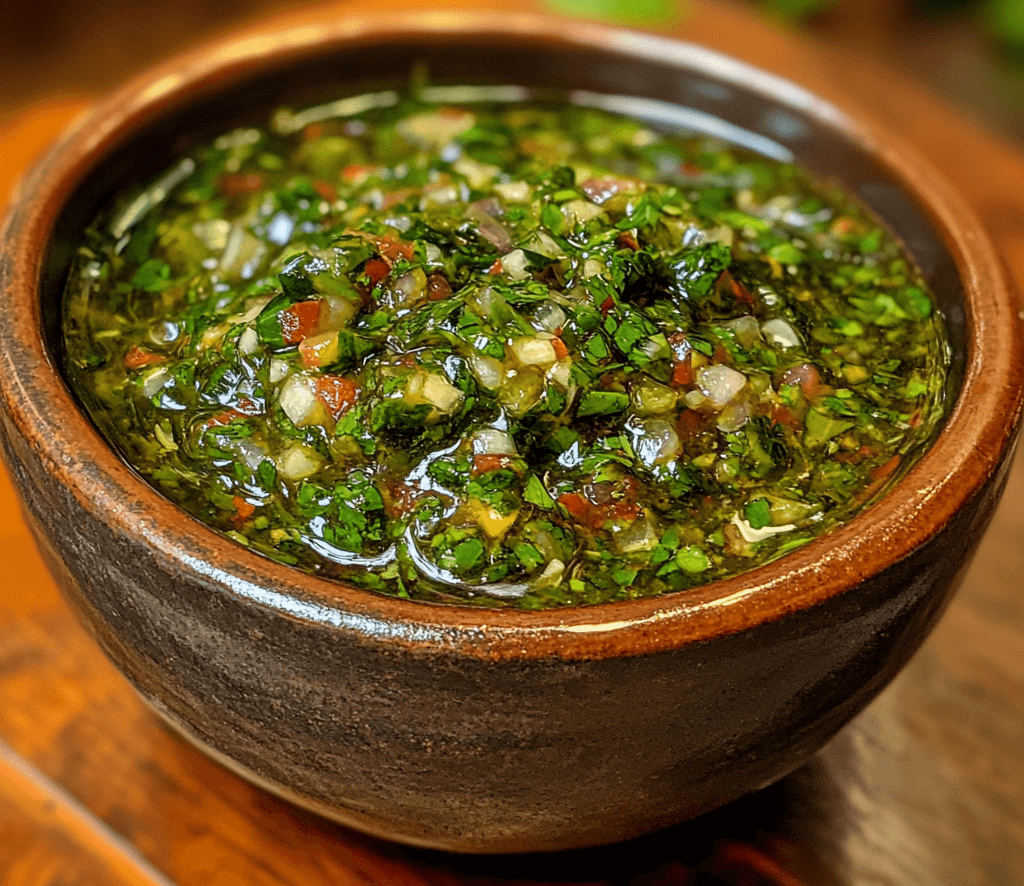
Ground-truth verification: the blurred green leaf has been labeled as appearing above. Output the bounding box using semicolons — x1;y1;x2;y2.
985;0;1024;52
544;0;681;25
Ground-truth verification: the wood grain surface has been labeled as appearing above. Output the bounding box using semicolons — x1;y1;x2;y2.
2;2;1023;884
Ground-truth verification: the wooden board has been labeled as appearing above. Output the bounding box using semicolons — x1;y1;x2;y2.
2;2;1022;883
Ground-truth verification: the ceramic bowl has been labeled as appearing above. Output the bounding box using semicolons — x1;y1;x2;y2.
1;7;1022;855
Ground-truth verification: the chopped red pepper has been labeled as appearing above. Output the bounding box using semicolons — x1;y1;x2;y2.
220;173;265;196
551;337;569;360
279;300;323;345
670;354;694;387
426;273;452;301
124;346;166;370
314;376;359;420
676;408;708;440
616;231;640;251
341;164;371;184
472;454;513;475
312;179;337;202
363;258;391;287
374;236;415;263
780;363;824;401
232;496;256;522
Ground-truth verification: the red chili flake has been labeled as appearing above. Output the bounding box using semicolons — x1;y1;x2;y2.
312;180;337;202
600;295;615;318
341;163;371;184
279;300;323;345
714;270;755;308
831;216;857;236
670;354;694;387
487;258;503;276
302;123;324;140
551;337;569;360
713;344;731;365
472;454;513;475
779;363;824;400
676;409;707;440
384;481;424;518
426;273;452;301
232;496;256;523
380;188;416;210
558;492;592;524
201;398;263;431
314;376;359;420
123;346;166;370
363;258;391;287
616;231;640;251
770;405;802;432
220;173;265;196
375;236;415;263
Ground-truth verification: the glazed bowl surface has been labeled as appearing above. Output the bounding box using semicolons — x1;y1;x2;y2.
1;6;1022;854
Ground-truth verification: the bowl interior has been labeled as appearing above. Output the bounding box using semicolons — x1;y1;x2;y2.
42;35;967;410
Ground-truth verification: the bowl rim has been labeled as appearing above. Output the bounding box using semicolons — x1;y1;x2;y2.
2;6;1022;660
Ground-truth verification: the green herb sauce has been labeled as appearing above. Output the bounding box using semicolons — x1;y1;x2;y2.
63;90;950;608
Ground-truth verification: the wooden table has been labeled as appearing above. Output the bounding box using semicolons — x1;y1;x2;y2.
2;2;1023;883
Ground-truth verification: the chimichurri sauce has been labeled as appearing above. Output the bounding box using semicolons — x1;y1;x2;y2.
63;90;949;608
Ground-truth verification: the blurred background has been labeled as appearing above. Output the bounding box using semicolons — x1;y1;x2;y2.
2;0;1024;145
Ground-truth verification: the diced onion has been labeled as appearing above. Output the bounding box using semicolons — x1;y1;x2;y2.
548;358;573;388
684;389;709;409
140;367;170;399
762;318;802;349
499;370;544;416
561;199;604;226
469;353;505;390
716;399;751;432
472;428;517;455
698;364;747;407
534;558;565;589
522;230;565;259
396;109;475;147
500;248;531;281
511;336;558;367
531;301;566;333
276;444;323;481
634;419;681;467
419;373;464;413
269;359;289;383
453;156;500;188
278;374;318;425
612;517;659;553
724;315;762;349
494;180;531;202
237;327;259;355
630;378;677;416
393;268;427;304
231;440;270;471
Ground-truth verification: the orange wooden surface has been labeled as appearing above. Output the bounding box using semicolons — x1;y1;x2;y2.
2;2;1024;884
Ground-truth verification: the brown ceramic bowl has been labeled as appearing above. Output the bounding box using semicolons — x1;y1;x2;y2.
1;7;1022;855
